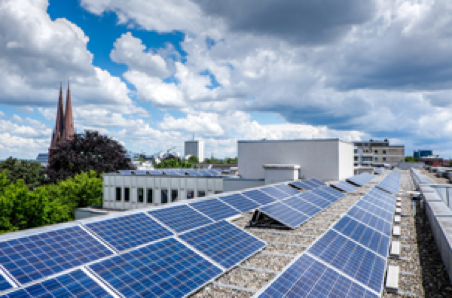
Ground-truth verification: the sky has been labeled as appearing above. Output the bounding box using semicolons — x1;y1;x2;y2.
1;0;452;160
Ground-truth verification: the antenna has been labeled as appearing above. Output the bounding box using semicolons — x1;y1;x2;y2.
192;133;194;141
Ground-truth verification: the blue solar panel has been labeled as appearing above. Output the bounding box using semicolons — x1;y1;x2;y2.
148;205;213;233
218;193;260;212
310;178;327;187
2;269;112;298
361;194;395;213
259;202;309;229
185;169;202;176
118;170;133;175
242;189;277;205
311;188;341;203
148;170;163;175
273;184;301;196
179;221;266;269
89;238;222;298
190;198;240;221
356;200;394;222
347;206;392;236
0;272;12;292
289;180;315;191
332;181;358;192
308;230;386;293
376;173;401;194
283;197;321;217
333;216;390;257
347;173;375;187
298;192;331;209
321;186;347;198
260;186;290;199
198;170;213;176
257;254;378;298
85;213;173;252
0;226;113;285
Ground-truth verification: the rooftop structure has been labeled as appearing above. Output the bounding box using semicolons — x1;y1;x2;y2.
414;149;433;159
185;139;205;162
354;139;405;167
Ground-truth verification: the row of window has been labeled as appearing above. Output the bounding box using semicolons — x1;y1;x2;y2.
115;187;217;204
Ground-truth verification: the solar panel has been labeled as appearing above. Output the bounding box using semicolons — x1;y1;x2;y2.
317;186;346;198
376;173;401;194
242;189;277;205
289;180;315;191
356;200;394;222
179;221;266;269
361;194;395;213
133;170;148;175
118;170;133;175
308;230;386;293
333;216;390;257
310;178;327;187
260;186;290;199
218;193;260;212
0;272;13;292
311;188;341;203
148;205;213;233
148;170;163;175
0;226;113;285
84;213;173;252
347;206;392;236
207;169;220;176
331;181;358;192
189;198;241;221
198;170;213;176
283;196;321;217
272;184;301;196
298;192;331;209
257;254;378;298
347;173;375;186
185;169;201;176
2;269;112;298
89;238;222;298
258;202;309;229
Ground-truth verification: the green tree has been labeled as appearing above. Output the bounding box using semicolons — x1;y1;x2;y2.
45;130;134;183
188;155;199;164
154;158;197;169
0;157;45;189
404;156;419;162
137;157;146;162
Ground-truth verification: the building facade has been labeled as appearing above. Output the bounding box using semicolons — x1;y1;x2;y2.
184;140;205;162
354;139;404;166
414;149;433;159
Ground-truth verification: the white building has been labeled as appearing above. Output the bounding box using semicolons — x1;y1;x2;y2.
184;140;204;162
238;139;354;182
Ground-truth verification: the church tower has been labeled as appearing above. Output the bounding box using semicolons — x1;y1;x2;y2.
62;80;74;141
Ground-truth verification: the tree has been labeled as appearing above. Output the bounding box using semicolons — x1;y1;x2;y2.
404;156;419;162
137;157;146;162
154;157;197;169
45;130;134;183
188;155;199;164
0;157;45;189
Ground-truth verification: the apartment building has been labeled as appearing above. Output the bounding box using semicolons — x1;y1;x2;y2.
354;139;404;166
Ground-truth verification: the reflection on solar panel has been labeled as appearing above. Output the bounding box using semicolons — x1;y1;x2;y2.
258;202;309;229
179;221;265;269
311;188;342;203
347;206;391;236
257;254;378;298
333;216;390;257
298;192;331;208
321;186;347;198
218;193;260;212
289;180;315;191
148;205;213;233
242;189;277;205
310;178;327;187
356;200;394;222
0;226;113;285
260;186;289;199
89;238;222;298
3;269;112;298
347;173;375;186
190;198;240;221
376;172;401;194
308;230;386;293
0;272;12;292
85;213;173;251
283;196;321;217
273;184;300;196
331;181;358;192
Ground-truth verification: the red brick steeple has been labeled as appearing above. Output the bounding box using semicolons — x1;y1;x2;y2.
62;79;74;141
49;82;65;149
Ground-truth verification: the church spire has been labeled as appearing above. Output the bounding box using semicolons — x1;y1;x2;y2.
50;81;65;149
62;79;74;141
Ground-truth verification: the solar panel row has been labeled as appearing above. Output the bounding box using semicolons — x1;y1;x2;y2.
346;173;375;187
289;178;326;191
331;181;358;193
376;172;401;194
119;168;223;177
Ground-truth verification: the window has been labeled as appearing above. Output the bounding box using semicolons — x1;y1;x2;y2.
138;188;144;203
116;187;122;201
375;157;378;161
374;150;378;154
147;188;153;204
124;188;130;202
214;191;223;194
198;191;206;198
161;189;168;204
383;150;386;154
383;157;386;161
171;190;178;202
354;157;358;161
187;190;195;199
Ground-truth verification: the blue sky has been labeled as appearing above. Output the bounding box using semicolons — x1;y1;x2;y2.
1;0;452;160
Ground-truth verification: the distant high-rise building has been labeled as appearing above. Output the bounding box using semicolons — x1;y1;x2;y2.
184;139;204;162
49;81;75;159
413;149;433;159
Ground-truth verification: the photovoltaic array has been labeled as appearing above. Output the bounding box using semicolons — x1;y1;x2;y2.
289;178;325;191
179;220;265;269
0;226;113;285
376;171;401;194
259;186;291;199
148;205;213;233
242;189;277;205
89;238;223;298
258;202;309;229
331;181;358;192
256;185;397;297
84;213;173;252
272;184;301;196
346;173;375;186
0;273;12;293
119;168;222;177
218;193;260;212
3;269;112;298
189;198;241;221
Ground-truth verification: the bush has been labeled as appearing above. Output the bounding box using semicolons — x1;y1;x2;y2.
0;157;45;189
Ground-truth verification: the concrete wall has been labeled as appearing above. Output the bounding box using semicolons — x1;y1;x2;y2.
238;139;354;181
398;162;425;170
223;178;265;192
